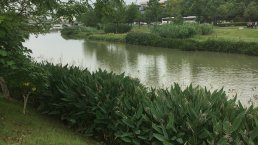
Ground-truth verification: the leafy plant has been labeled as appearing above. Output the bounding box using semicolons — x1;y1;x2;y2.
20;63;258;145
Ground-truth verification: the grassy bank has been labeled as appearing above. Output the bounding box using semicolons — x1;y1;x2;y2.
126;32;258;56
0;97;101;145
192;27;258;42
60;26;258;56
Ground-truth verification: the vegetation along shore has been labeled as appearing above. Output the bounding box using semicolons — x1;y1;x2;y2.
61;24;258;56
2;0;258;145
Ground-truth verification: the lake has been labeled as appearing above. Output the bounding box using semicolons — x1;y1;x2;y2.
24;32;258;105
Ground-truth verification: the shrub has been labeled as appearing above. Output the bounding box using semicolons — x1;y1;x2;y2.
4;60;258;144
126;32;161;46
61;27;80;38
104;23;132;33
61;27;100;39
199;23;213;35
24;63;258;145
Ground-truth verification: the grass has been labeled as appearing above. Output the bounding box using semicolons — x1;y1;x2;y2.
88;33;126;42
192;26;258;42
0;97;101;145
131;26;258;42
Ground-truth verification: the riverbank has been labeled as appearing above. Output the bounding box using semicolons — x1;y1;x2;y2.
0;97;101;145
61;26;258;56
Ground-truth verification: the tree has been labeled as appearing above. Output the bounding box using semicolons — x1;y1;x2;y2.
103;0;126;24
56;1;88;24
244;2;258;21
94;0;126;25
77;6;99;27
0;0;59;103
166;0;183;23
125;3;139;24
145;0;161;23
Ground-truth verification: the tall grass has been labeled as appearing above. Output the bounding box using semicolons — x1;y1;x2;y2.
152;23;213;39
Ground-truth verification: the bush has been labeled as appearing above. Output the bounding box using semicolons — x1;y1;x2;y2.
61;27;80;38
199;23;213;35
151;23;213;39
19;62;258;145
126;32;161;46
61;27;100;39
4;60;258;144
104;23;132;34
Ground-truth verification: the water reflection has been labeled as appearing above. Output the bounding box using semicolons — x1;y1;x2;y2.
24;32;258;105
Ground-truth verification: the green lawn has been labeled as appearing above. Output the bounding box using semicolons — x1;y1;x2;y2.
132;26;258;42
0;97;101;145
192;26;258;42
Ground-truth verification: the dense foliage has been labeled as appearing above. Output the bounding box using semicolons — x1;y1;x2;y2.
125;32;161;46
104;23;132;33
61;27;100;39
0;0;60;71
3;62;258;145
126;32;258;56
151;23;213;39
77;0;258;27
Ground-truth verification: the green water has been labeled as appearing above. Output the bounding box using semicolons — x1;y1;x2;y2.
24;32;258;105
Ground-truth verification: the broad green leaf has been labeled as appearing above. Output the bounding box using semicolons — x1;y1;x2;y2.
153;133;167;142
232;112;245;132
163;141;173;145
176;138;183;144
0;49;8;56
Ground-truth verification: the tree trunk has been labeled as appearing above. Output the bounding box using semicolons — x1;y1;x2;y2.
23;93;29;115
0;77;11;99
